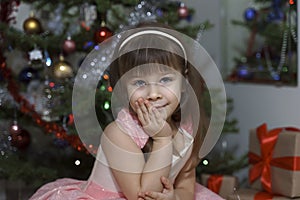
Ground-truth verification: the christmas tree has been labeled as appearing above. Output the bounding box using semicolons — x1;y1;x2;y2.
196;0;298;187
228;0;297;85
196;98;247;178
0;0;213;193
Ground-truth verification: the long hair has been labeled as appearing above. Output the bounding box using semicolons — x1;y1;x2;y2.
108;22;210;169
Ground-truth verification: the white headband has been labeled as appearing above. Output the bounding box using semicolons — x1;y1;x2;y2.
118;30;187;67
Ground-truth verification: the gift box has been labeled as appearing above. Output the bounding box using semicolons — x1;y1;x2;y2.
201;174;238;199
227;188;300;200
248;124;300;198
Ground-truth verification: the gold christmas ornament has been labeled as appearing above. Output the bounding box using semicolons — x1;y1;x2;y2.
23;12;43;34
53;55;73;79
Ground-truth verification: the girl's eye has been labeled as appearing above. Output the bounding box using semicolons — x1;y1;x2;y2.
160;77;172;84
133;80;146;87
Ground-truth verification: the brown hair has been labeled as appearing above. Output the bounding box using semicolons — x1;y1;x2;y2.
108;22;209;169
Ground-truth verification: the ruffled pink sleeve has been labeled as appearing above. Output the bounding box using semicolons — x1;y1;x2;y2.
115;109;149;148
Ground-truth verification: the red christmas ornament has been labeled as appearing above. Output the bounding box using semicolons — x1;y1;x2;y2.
68;114;74;125
10;128;31;150
94;22;113;43
178;3;189;18
63;36;76;54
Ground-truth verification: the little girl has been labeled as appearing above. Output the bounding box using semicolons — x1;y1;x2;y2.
29;23;224;200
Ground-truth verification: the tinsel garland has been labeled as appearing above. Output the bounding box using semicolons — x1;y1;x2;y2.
0;1;93;154
0;54;94;154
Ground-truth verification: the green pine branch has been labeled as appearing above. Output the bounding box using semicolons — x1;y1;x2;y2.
197;153;248;175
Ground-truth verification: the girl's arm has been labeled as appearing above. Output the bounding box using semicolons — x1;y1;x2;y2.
101;122;173;200
173;161;196;200
138;157;197;200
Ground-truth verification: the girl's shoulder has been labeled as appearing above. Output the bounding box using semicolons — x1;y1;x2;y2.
113;109;149;148
104;120;149;149
104;121;121;133
103;121;132;140
103;121;142;152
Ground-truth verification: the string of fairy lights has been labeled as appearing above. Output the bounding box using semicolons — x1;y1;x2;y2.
229;0;297;84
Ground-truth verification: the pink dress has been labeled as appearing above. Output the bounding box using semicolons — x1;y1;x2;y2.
30;109;223;200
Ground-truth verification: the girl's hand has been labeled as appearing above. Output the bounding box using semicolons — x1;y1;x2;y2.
138;176;175;200
135;98;172;139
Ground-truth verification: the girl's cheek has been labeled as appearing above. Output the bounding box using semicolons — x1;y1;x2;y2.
128;93;140;109
129;88;145;101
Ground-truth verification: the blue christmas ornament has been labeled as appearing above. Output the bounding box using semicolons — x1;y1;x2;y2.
244;8;257;21
156;8;164;17
271;71;280;80
83;41;94;50
237;64;253;79
94;45;100;50
255;52;262;59
18;67;39;84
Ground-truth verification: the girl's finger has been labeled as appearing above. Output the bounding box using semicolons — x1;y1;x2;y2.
145;100;154;113
147;104;156;122
138;98;148;113
138;191;145;199
139;99;152;123
135;101;146;124
152;106;161;120
161;176;172;190
145;191;161;199
144;196;154;200
150;107;161;129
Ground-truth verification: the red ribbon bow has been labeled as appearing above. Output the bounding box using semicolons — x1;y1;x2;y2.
254;191;274;200
207;175;223;194
249;124;300;193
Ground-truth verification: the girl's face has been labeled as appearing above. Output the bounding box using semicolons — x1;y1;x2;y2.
123;64;183;120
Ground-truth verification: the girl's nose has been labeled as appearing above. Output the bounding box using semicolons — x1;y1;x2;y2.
146;84;162;101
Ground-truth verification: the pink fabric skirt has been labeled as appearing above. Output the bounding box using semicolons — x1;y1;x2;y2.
29;178;223;200
29;178;125;200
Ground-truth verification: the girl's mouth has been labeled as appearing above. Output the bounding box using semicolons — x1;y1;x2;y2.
154;104;167;109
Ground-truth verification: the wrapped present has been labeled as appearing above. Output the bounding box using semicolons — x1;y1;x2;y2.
201;174;238;199
248;124;300;198
227;188;300;200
